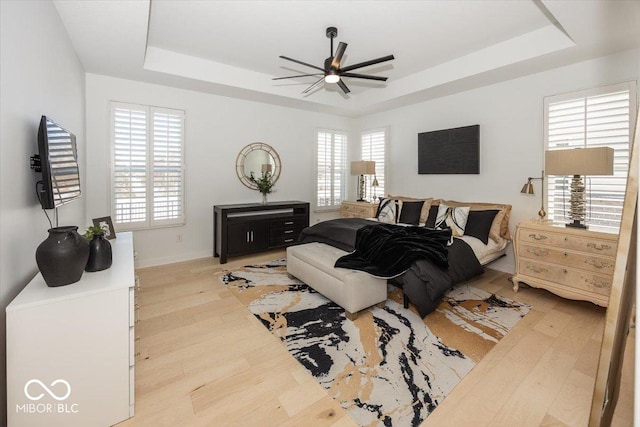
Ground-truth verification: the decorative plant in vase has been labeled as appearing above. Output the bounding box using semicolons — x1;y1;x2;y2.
249;171;275;205
83;225;112;272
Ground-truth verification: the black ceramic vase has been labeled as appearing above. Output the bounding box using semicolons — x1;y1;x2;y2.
85;231;112;272
36;226;90;287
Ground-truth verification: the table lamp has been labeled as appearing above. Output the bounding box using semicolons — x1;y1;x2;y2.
545;147;614;228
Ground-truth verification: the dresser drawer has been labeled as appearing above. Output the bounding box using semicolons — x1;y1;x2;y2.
518;259;612;296
340;202;377;218
519;243;616;275
519;229;617;257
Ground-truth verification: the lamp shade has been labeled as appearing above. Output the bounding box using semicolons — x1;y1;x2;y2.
545;147;614;175
351;160;375;175
520;180;534;194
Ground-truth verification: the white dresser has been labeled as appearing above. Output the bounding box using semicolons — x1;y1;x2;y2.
512;221;618;307
6;232;137;427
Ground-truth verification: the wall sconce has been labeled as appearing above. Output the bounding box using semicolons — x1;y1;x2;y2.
520;170;546;220
545;147;614;229
351;160;375;201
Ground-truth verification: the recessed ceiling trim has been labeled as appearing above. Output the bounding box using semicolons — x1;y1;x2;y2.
357;24;576;107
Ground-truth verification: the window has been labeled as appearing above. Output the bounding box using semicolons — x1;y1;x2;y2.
111;102;185;229
544;82;637;232
316;129;347;209
361;128;387;201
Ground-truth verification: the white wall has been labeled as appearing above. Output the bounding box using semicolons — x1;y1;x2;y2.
0;0;86;422
85;74;353;267
357;49;640;273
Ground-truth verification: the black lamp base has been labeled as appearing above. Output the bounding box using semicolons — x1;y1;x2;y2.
566;220;587;229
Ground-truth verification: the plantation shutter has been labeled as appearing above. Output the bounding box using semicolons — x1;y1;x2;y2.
152;110;184;224
544;81;636;232
362;128;386;201
113;105;148;225
111;103;185;229
316;130;347;209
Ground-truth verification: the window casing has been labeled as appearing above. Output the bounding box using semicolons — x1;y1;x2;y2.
544;81;637;232
316;129;347;209
111;102;185;230
361;128;387;201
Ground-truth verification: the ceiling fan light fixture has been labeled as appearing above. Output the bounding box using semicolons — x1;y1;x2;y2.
324;72;340;84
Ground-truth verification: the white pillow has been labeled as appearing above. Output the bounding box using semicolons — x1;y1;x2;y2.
435;203;470;237
377;199;401;224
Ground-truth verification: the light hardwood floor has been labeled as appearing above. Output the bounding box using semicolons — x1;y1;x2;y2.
117;250;634;427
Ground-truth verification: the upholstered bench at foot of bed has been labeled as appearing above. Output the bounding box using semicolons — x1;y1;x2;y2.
286;242;388;320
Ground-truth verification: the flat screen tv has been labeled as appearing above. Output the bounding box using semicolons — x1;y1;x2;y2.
32;115;81;209
418;124;480;174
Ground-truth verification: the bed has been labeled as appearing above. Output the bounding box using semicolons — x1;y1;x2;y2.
297;197;512;317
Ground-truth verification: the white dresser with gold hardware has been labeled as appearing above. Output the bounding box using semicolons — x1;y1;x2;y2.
6;232;137;427
512;221;618;307
340;201;378;219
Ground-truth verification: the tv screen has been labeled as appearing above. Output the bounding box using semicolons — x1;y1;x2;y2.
418;124;479;174
35;116;81;209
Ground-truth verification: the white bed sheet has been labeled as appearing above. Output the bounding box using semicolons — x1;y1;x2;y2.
459;235;508;265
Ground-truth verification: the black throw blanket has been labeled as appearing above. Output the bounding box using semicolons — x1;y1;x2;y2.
334;224;451;278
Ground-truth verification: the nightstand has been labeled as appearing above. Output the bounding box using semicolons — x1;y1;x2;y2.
340;201;378;219
512;220;618;307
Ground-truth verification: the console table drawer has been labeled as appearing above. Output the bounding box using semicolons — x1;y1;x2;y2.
270;216;307;228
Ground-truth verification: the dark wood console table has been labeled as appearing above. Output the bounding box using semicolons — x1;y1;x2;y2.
214;201;310;264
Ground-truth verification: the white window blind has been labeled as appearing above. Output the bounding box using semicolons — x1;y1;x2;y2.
361;128;386;201
316;130;347;209
111;102;185;229
544;81;636;232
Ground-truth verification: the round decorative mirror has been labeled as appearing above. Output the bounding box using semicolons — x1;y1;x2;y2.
236;142;281;189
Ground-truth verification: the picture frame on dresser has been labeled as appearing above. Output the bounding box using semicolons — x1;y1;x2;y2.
93;216;116;239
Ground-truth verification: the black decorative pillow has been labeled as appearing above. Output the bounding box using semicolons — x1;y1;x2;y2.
398;201;424;225
464;210;499;245
376;198;400;224
424;205;439;228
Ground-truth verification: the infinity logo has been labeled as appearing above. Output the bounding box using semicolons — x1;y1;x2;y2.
24;379;71;401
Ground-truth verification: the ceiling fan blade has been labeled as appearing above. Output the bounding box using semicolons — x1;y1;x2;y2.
302;77;325;94
340;54;395;72
279;56;325;72
273;73;324;80
337;79;351;94
341;72;388;81
330;42;348;69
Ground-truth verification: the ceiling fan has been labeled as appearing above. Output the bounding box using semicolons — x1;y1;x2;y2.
273;27;395;95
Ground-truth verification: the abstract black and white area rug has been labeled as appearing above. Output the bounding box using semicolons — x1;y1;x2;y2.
220;259;530;427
